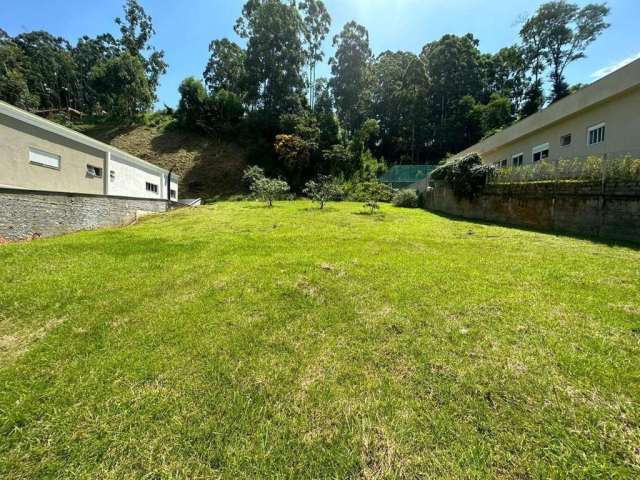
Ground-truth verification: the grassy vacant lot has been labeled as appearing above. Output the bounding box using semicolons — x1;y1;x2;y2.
1;202;639;479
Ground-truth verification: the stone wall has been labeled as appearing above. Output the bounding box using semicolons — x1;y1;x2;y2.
0;188;168;241
423;181;640;243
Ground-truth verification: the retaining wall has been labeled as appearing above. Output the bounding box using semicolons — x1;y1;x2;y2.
0;188;168;241
423;181;640;243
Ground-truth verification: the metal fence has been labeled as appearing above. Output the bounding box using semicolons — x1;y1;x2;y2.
488;151;640;185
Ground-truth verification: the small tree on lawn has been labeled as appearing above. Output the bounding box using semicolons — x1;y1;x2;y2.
303;174;343;209
363;199;380;214
242;165;265;190
251;177;290;207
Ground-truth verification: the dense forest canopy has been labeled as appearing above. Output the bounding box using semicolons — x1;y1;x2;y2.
0;0;610;190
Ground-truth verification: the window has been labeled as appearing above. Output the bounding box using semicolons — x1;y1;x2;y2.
560;134;572;147
588;123;605;145
512;153;524;167
170;189;177;199
29;147;60;169
532;143;550;162
501;159;508;168
86;164;103;178
146;182;158;194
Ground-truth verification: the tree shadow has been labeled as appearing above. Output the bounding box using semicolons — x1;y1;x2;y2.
425;209;640;250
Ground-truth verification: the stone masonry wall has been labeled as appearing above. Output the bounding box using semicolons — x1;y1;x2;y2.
424;181;640;243
0;188;168;241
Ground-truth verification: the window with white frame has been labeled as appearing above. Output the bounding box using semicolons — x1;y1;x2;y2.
588;123;605;145
146;182;158;193
512;153;524;167
170;189;177;199
29;147;60;169
532;143;549;162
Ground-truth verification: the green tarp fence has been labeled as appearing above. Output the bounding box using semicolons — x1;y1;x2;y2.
379;165;436;188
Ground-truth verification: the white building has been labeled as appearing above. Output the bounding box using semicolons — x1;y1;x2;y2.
0;100;178;200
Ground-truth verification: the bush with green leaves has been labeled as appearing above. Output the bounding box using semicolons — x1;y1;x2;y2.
348;181;395;203
363;199;380;214
242;165;266;189
392;189;418;208
303;175;343;209
250;177;290;207
430;152;494;199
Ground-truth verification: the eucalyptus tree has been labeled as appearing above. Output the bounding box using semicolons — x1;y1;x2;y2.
329;21;373;136
235;0;306;116
420;34;483;158
72;34;121;113
370;51;429;162
203;39;246;95
115;0;167;97
520;1;610;106
13;31;77;110
298;0;331;110
0;29;37;109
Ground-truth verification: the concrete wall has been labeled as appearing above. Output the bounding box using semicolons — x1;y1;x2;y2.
478;88;640;167
0;115;106;194
0;188;168;241
423;182;640;243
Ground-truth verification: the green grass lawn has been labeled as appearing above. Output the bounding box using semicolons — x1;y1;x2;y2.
1;201;639;479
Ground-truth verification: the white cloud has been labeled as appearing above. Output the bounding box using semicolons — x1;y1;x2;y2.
590;52;640;79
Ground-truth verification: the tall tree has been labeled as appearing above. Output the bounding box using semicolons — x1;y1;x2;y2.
89;53;154;119
72;34;121;113
235;0;306;115
176;76;207;129
420;34;483;158
0;30;37;109
115;0;167;98
539;1;609;102
203;39;246;95
520;1;609;107
481;46;527;112
13;31;77;110
313;78;340;151
329;21;373;136
298;0;331;110
520;9;548;116
370;51;429;163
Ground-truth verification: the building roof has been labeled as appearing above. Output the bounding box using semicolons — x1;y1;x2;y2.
0;100;178;179
454;57;640;159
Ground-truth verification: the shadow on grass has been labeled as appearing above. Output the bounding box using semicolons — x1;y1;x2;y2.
352;211;387;220
56;235;209;258
425;209;640;250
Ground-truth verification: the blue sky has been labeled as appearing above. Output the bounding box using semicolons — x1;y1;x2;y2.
3;0;639;108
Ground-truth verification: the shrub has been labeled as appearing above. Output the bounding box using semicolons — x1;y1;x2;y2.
250;177;290;207
392;189;418;208
363;199;380;214
349;181;394;202
242;165;265;190
303;175;343;209
430;152;494;199
490;155;640;184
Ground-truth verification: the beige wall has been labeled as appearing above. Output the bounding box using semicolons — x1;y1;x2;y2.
477;86;640;167
0;114;106;194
